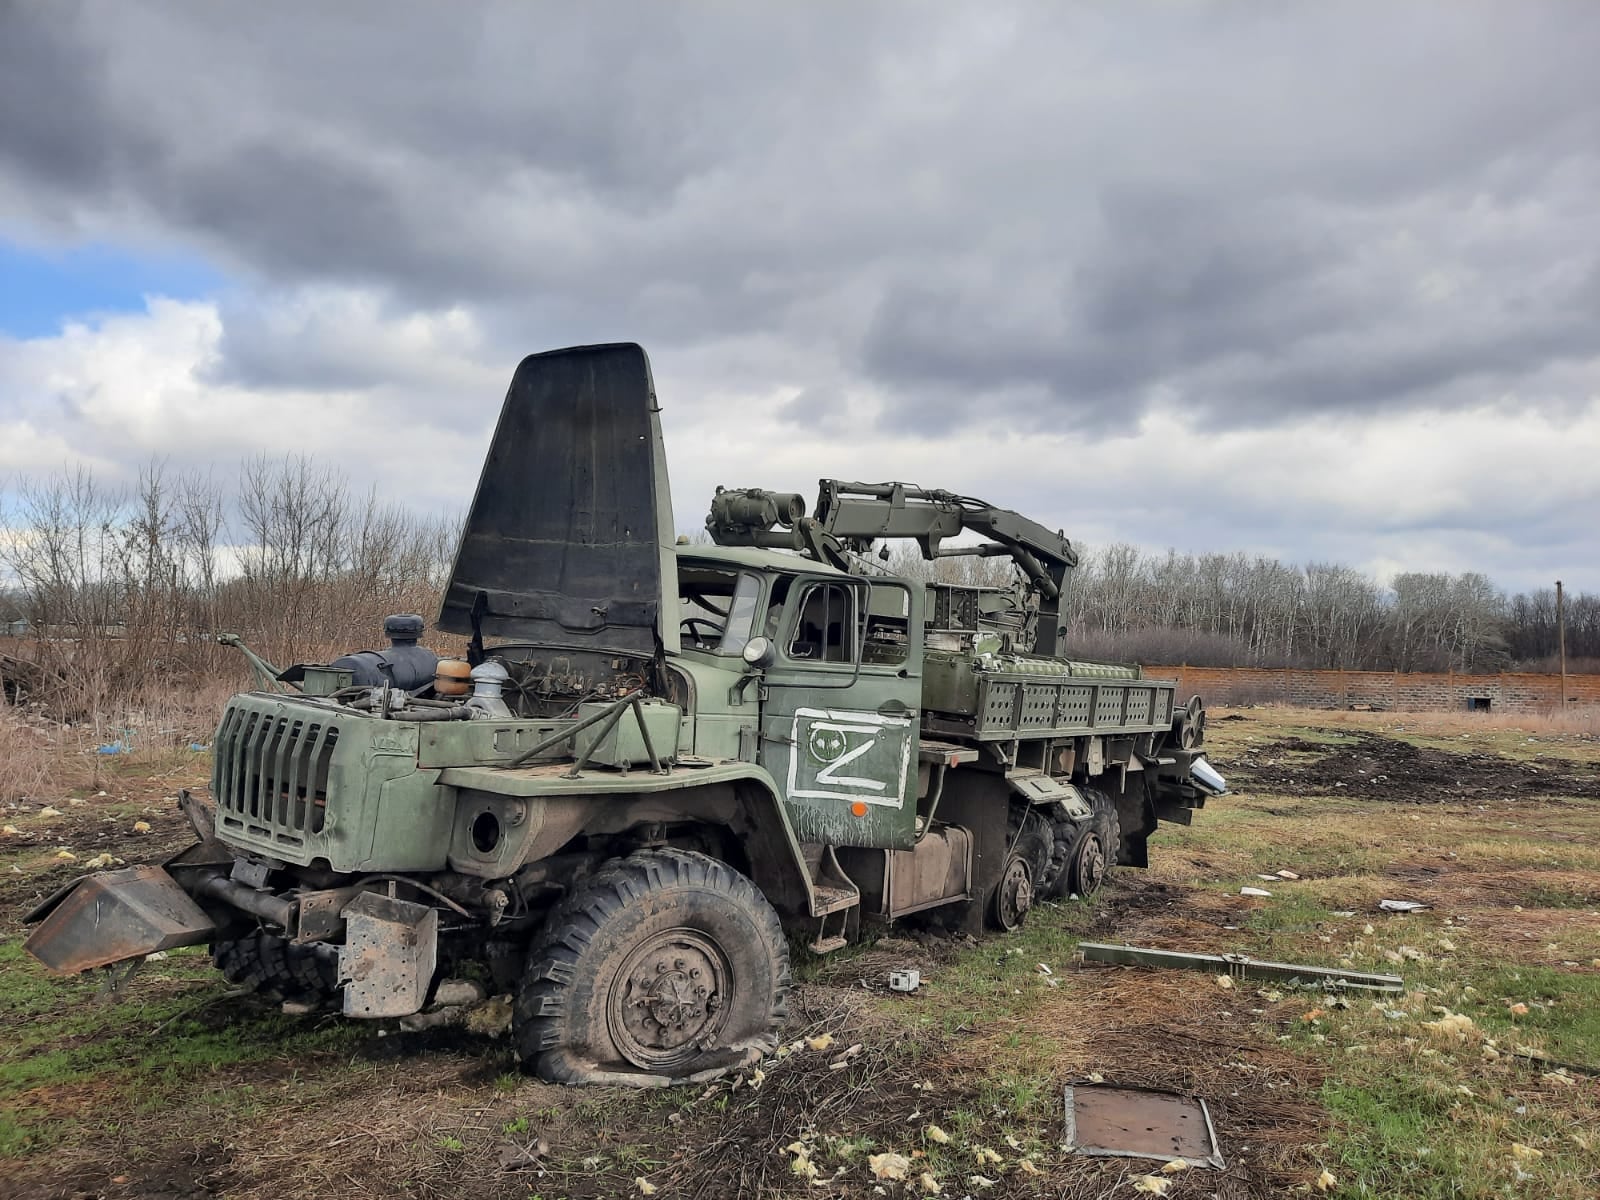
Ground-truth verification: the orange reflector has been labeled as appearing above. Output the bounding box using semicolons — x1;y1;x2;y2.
851;801;868;817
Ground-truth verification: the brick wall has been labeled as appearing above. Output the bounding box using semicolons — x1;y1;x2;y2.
1143;665;1600;714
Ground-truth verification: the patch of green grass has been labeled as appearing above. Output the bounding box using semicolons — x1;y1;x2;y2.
1517;882;1599;909
1242;889;1334;933
1322;1075;1484;1199
823;1133;875;1161
0;1109;47;1156
789;937;874;983
872;899;1094;1044
1468;966;1600;1065
0;936;365;1157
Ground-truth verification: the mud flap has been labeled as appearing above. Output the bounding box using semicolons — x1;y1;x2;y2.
337;892;438;1018
23;865;216;974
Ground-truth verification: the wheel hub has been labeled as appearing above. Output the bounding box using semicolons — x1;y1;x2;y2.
609;929;732;1071
995;856;1034;931
1073;829;1108;895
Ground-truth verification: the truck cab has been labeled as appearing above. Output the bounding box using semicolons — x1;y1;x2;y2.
673;547;923;849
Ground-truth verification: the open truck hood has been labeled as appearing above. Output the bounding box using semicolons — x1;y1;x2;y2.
439;343;678;656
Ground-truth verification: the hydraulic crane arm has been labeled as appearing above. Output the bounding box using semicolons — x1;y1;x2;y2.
704;480;1078;655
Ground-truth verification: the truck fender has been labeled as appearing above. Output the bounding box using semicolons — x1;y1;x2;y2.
437;761;823;917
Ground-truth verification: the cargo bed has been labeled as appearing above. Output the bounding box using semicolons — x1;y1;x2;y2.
922;654;1177;742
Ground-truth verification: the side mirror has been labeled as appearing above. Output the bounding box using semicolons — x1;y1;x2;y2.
741;635;776;669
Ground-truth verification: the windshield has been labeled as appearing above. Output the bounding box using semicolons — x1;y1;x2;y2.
716;572;761;655
678;565;762;656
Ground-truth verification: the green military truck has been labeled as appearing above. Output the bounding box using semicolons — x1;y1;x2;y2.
25;343;1225;1085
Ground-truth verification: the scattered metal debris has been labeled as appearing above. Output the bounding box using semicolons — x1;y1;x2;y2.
888;969;921;993
1378;899;1429;913
1064;1082;1224;1169
1078;942;1404;992
1239;886;1273;897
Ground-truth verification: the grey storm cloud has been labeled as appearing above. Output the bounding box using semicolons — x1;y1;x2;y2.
6;3;1600;431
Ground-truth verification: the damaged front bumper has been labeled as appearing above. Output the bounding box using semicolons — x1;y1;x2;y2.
23;863;217;973
22;791;441;1019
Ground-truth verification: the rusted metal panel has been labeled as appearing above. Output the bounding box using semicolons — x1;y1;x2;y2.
22;865;216;974
1064;1083;1224;1168
294;885;365;942
338;892;438;1018
884;825;971;918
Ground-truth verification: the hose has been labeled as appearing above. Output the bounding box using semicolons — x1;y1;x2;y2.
386;705;472;722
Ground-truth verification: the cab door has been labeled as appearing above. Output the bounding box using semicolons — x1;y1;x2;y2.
759;575;922;849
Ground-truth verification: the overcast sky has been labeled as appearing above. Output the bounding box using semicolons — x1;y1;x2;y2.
2;2;1597;593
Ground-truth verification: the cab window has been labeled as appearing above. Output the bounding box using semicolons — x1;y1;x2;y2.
863;582;911;666
788;582;855;663
716;572;761;655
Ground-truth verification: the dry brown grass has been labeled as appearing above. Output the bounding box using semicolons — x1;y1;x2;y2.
1283;703;1600;739
0;715;59;807
0;677;237;805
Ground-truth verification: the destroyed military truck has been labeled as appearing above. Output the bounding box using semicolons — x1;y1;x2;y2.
25;343;1226;1085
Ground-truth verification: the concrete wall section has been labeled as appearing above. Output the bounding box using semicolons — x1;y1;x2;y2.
1143;666;1600;714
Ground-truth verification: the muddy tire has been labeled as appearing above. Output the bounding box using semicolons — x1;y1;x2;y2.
1065;825;1110;896
514;849;790;1085
991;808;1051;931
1041;787;1121;899
1041;804;1079;899
1077;786;1121;895
214;930;339;1008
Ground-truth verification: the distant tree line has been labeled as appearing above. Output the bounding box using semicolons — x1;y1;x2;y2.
885;543;1596;674
2;462;1593;716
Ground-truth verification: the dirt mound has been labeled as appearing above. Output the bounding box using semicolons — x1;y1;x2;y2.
1232;731;1600;803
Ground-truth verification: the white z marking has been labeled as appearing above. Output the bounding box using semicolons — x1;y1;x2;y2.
813;727;886;791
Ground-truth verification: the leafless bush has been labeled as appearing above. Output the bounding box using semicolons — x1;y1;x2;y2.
1067;625;1254;668
1;457;459;723
1066;542;1590;674
0;709;59;804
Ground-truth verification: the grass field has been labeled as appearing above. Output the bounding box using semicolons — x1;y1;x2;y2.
3;705;1598;1199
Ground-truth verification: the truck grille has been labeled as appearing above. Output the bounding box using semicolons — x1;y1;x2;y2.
212;703;341;847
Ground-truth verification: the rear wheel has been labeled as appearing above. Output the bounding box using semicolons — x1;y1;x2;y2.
213;930;339;1008
991;808;1051;931
1042;786;1121;899
1076;786;1121;896
1066;824;1110;896
514;849;789;1084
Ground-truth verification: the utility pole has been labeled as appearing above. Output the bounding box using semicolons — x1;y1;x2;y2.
1556;580;1567;709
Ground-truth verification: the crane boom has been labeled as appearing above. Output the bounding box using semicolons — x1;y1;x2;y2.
704;479;1078;655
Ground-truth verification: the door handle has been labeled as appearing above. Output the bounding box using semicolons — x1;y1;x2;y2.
877;700;911;717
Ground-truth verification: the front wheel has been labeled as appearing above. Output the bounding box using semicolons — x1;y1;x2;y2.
513;849;790;1085
213;930;339;1008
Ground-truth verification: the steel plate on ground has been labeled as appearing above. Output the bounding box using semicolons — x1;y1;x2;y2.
1064;1082;1224;1169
